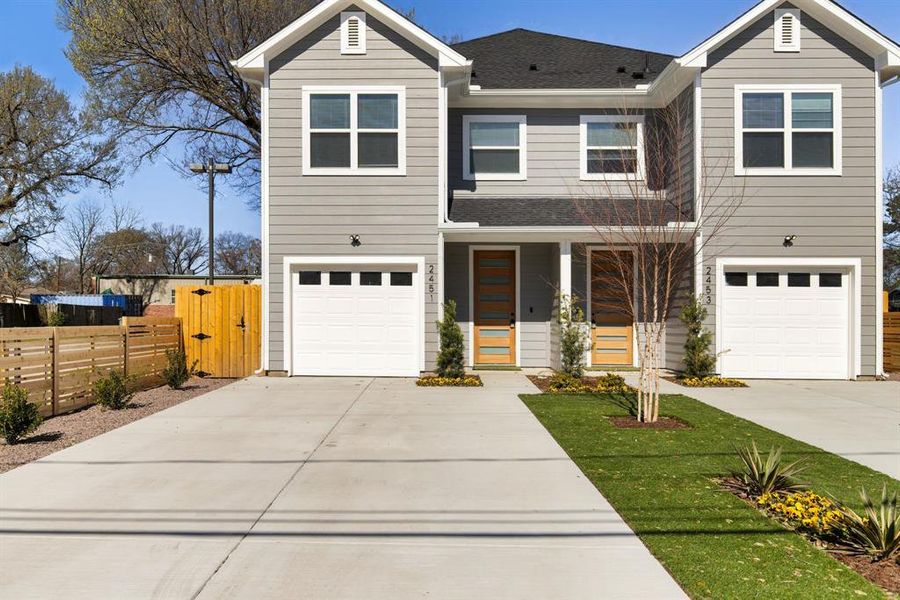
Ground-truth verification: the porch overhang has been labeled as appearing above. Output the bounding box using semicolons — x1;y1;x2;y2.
440;224;697;244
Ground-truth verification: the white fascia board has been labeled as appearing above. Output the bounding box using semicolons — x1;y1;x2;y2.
678;0;900;70
235;0;468;76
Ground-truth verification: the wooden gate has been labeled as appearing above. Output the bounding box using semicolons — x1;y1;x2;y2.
174;285;261;378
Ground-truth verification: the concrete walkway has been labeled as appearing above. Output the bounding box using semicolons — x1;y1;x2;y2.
624;374;900;479
0;374;684;599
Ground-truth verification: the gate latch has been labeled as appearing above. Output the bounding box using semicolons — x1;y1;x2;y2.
237;316;246;330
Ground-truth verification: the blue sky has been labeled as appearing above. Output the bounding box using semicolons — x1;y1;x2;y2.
2;0;898;246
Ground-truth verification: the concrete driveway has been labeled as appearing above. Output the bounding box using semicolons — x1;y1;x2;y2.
0;374;684;599
643;376;900;479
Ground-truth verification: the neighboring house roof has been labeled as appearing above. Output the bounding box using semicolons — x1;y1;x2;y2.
451;29;674;89
448;197;684;227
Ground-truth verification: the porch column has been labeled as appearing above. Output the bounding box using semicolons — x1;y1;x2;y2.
559;241;571;299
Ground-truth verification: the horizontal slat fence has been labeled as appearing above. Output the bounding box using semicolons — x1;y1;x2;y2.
885;313;900;373
0;317;181;417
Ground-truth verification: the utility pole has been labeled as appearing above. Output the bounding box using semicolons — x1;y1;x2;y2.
56;255;61;292
189;159;232;285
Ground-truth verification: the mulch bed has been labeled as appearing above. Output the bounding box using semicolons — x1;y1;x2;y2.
0;378;234;474
608;415;691;430
721;477;899;594
663;376;748;388
526;374;606;393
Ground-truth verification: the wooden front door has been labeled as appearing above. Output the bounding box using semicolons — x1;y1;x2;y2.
473;250;516;365
590;251;634;366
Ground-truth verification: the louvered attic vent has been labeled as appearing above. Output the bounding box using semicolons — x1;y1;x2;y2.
341;11;366;54
774;8;800;52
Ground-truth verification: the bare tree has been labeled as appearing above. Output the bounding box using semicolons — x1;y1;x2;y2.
0;65;118;247
59;0;319;204
215;231;261;275
575;93;743;423
59;200;107;293
0;244;32;301
149;223;207;275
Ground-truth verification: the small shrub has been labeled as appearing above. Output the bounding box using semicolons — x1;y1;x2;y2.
595;372;631;393
0;384;43;444
559;294;589;378
679;296;716;378
838;485;900;560
679;375;747;388
163;347;196;389
39;305;66;327
416;375;482;387
93;371;134;410
547;372;591;393
757;491;844;535
733;441;808;497
435;300;465;379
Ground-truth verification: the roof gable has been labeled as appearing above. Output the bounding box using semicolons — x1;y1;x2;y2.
234;0;469;78
677;0;899;79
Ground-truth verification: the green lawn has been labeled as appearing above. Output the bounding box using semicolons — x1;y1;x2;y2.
521;392;899;600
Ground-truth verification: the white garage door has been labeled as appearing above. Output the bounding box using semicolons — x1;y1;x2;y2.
720;268;850;379
291;267;420;376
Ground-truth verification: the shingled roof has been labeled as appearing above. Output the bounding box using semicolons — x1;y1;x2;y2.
450;29;675;89
448;197;686;227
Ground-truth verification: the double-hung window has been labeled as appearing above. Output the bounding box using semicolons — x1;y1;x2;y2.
735;84;841;175
580;115;645;180
462;115;527;180
302;87;406;175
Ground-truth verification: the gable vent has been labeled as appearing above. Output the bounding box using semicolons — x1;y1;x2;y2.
774;8;800;52
341;11;366;54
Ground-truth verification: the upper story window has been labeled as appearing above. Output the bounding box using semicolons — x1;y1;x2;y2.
735;84;841;176
462;115;527;181
580;115;645;181
302;86;406;176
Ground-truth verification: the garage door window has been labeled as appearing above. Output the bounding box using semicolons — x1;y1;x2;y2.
391;272;413;286
725;272;748;286
360;272;382;286
299;271;321;285
756;272;779;287
819;273;842;287
329;271;351;286
788;273;810;287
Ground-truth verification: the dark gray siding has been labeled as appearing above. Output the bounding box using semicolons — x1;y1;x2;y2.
700;7;878;374
266;9;440;370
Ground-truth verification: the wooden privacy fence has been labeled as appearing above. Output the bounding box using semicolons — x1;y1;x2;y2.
175;285;261;378
885;312;900;373
0;317;181;417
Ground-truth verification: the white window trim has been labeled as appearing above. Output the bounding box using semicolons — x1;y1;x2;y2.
302;85;406;176
774;8;801;52
340;12;366;55
462;115;527;181
579;115;646;181
734;84;842;176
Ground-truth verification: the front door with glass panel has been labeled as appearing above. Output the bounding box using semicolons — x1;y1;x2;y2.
474;250;516;365
590;251;634;366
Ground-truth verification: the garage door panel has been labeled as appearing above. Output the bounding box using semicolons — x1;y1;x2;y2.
721;266;849;379
291;265;420;377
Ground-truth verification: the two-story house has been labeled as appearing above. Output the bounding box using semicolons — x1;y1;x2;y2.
233;0;899;379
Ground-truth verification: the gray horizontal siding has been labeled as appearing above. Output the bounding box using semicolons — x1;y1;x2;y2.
448;108;662;201
266;7;440;371
700;7;878;375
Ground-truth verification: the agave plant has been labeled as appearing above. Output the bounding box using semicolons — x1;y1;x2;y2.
732;441;808;497
839;486;900;560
